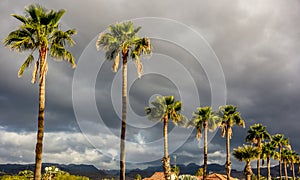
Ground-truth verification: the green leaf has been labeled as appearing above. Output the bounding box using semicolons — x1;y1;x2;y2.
18;54;34;78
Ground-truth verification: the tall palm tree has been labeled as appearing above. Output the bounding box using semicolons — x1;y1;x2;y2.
261;142;276;180
219;105;245;180
3;4;76;180
96;21;152;180
145;95;187;180
191;106;220;180
288;150;298;180
281;148;292;180
245;123;271;180
271;134;290;180
233;145;261;180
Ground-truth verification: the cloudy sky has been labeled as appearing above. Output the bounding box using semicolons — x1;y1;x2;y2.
1;0;300;171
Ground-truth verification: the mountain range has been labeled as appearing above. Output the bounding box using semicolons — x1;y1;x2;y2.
0;163;297;180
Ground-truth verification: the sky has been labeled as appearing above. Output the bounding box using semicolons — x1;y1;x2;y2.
0;0;300;171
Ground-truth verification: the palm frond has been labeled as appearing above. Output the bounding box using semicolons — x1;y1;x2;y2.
31;61;39;84
11;14;28;24
49;43;76;68
112;53;120;72
134;57;143;78
18;54;34;78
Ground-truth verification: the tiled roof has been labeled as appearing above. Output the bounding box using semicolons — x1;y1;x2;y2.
143;172;238;180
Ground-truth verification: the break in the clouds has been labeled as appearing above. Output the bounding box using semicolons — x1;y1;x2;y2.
1;0;300;171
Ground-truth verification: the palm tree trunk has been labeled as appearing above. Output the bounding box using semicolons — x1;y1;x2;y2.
280;147;282;180
120;53;128;180
203;122;208;180
244;162;252;180
257;140;261;180
284;160;288;180
267;156;271;180
292;162;295;180
226;125;231;180
34;47;47;180
162;116;171;180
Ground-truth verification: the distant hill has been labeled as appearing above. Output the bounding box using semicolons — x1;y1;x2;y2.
1;163;297;179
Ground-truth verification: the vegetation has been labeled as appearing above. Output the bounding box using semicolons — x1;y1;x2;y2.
271;134;290;180
261;142;276;180
245;123;271;180
195;168;204;176
96;21;152;180
0;168;89;180
219;105;245;180
190;106;220;180
3;4;76;180
145;95;187;180
135;174;142;180
233;145;260;180
171;165;180;178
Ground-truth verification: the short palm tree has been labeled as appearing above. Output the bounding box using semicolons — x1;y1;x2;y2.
219;105;245;180
191;106;220;180
271;134;290;180
96;21;152;180
145;95;187;180
3;4;76;180
261;142;276;180
233;145;261;180
245;123;271;180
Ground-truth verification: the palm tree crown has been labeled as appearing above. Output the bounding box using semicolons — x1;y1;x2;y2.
246;123;271;146
96;21;152;77
191;106;220;139
233;145;261;180
219;105;245;138
145;95;187;125
4;4;76;80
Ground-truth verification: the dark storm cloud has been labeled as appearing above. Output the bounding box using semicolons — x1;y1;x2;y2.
1;0;300;170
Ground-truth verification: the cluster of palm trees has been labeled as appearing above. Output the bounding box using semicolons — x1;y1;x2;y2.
146;98;245;180
233;124;300;180
4;4;299;180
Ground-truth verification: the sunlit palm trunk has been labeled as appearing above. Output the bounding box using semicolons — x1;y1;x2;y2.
267;156;271;180
226;125;231;180
292;162;295;180
279;146;282;180
244;162;252;180
163;116;171;180
120;53;128;180
257;140;261;180
203;122;208;180
284;160;288;180
34;47;47;180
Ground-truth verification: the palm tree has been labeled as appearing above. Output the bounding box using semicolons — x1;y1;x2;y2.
191;106;220;180
245;123;271;180
145;95;187;180
261;142;276;180
219;105;245;180
3;4;76;179
288;150;298;180
271;134;290;180
233;145;261;180
96;21;152;180
281;148;292;180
